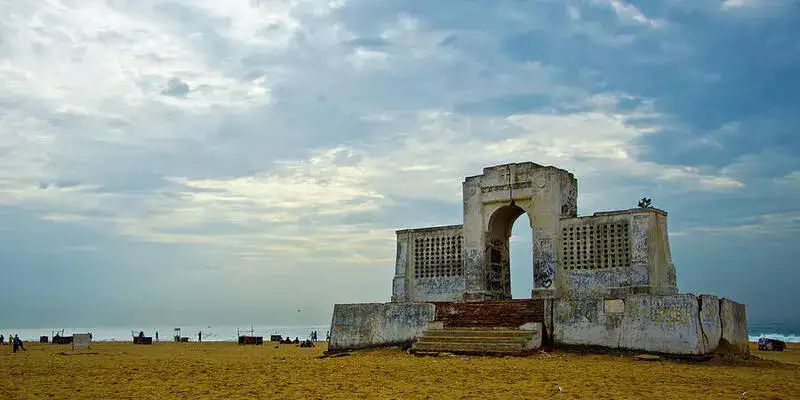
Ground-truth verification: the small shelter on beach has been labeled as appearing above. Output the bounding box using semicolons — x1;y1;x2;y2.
72;333;91;350
238;326;263;345
52;331;73;345
173;328;189;342
133;330;153;345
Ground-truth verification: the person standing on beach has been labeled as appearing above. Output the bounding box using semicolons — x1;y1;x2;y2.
198;330;202;342
155;331;159;342
13;335;26;353
0;334;4;346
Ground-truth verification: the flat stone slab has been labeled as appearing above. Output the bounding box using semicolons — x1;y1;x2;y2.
634;354;661;361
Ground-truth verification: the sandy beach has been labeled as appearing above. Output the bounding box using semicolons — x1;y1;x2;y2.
1;341;798;399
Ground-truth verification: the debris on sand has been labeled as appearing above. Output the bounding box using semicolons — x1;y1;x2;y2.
634;354;661;361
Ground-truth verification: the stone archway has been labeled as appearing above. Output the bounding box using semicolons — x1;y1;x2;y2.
461;162;577;301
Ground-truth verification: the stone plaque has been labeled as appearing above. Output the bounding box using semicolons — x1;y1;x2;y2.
604;299;625;314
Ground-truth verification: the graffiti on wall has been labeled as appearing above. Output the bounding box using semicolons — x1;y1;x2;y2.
533;228;555;289
534;263;554;288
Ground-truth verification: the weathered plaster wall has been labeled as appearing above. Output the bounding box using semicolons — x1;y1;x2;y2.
328;302;436;351
699;294;722;352
462;176;484;301
719;298;749;357
563;266;649;298
411;276;466;302
553;294;748;356
392;225;465;302
391;231;410;302
618;295;705;354
560;208;677;298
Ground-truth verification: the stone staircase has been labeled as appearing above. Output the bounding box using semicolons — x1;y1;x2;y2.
411;327;540;356
410;300;547;356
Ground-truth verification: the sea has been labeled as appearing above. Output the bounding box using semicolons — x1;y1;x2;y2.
747;320;800;343
2;322;797;343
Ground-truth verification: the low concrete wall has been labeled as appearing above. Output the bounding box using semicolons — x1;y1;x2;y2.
553;294;748;356
719;298;749;357
619;295;704;354
554;295;703;354
329;302;436;352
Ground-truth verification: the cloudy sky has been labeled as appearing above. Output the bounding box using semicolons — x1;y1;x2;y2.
1;0;798;329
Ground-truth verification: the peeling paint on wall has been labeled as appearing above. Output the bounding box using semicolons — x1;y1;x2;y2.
533;228;555;289
561;174;578;218
329;303;436;351
632;214;649;265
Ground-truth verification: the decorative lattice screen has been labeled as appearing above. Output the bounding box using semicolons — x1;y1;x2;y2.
562;223;630;270
413;235;464;278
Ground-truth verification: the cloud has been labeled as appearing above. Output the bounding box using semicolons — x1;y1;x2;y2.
161;77;191;98
0;1;785;254
0;0;798;326
591;0;664;27
775;171;800;186
72;100;742;263
721;0;757;8
718;0;791;11
40;213;89;223
671;211;800;237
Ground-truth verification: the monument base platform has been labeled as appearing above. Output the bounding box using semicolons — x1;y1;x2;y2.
328;294;748;357
552;294;748;356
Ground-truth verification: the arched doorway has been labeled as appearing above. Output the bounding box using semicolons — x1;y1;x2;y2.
485;204;532;300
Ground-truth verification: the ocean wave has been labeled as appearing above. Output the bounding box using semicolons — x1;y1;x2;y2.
749;333;800;343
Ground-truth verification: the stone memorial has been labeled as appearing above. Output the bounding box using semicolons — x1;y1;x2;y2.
329;162;749;357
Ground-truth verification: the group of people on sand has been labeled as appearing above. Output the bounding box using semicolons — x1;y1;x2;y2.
277;336;316;347
0;334;27;353
276;331;327;347
279;336;301;344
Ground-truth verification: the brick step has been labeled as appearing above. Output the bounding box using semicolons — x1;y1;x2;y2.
432;300;545;329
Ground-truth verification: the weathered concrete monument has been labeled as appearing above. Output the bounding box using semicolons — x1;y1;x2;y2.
329;162;749;356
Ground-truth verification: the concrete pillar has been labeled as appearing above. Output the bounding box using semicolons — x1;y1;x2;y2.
462;175;488;301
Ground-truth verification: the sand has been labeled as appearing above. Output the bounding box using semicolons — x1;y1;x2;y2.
1;341;799;399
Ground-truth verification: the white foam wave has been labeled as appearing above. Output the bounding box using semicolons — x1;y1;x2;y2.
749;333;800;343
